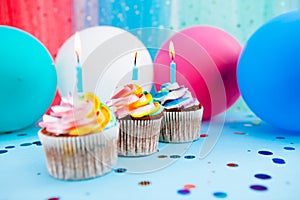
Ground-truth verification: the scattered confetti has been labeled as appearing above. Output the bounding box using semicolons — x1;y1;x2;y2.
170;155;181;159
184;184;196;189
20;143;32;147
250;185;268;191
184;155;196;159
17;133;27;136
5;145;15;149
254;173;272;180
47;197;60;200
32;141;42;146
0;150;8;154
158;155;168;158
252;121;261;125
213;192;228;198
234;131;246;135
283;147;295;151
177;189;191;195
114;168;127;173
139;181;151;186
227;163;239;167
272;158;286;164
258;150;273;156
200;134;208;138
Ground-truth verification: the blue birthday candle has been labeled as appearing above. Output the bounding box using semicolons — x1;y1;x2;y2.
169;41;176;83
132;51;138;80
74;32;83;93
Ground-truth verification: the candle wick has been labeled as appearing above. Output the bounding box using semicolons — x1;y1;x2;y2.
134;52;138;66
75;51;80;64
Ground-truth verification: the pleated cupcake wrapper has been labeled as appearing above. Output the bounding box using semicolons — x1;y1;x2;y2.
118;117;163;156
160;107;204;143
38;126;119;180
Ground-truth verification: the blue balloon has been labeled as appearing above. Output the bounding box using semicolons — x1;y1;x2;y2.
237;11;300;132
0;26;57;132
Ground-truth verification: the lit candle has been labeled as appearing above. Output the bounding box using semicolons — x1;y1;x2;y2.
169;41;176;83
132;51;138;80
74;32;83;93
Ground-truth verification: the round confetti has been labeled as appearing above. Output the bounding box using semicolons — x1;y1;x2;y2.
184;155;196;159
213;192;228;198
0;150;8;154
252;121;261;125
250;185;268;191
114;168;127;173
177;189;191;195
272;158;286;164
158;155;168;158
254;173;272;180
138;181;151;186
32;141;42;146
227;163;239;167
17;133;27;136
5;145;15;149
200;134;208;138
234;131;246;135
170;155;181;159
184;184;196;189
258;150;273;156
20;143;32;147
284;147;295;151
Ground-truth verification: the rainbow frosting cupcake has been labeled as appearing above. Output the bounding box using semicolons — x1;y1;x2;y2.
153;82;203;143
38;92;118;180
108;84;163;156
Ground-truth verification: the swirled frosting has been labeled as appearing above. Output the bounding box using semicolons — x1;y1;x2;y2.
39;92;115;136
153;82;200;110
107;84;162;119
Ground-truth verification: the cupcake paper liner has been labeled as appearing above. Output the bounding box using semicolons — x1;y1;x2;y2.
118;117;163;156
160;107;204;143
38;126;118;180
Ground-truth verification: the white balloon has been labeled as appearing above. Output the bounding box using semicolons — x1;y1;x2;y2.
56;26;153;102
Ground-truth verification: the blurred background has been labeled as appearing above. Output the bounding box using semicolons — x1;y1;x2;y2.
1;0;299;112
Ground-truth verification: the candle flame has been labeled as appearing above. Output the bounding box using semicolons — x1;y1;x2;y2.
134;51;138;66
169;41;175;61
74;32;82;64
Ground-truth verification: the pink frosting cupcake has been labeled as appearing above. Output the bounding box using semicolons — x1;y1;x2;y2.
38;92;118;180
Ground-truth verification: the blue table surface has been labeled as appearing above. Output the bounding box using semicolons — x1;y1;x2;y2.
1;104;300;200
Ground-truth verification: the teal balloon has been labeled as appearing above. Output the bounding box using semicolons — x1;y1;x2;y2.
0;26;57;132
237;11;300;132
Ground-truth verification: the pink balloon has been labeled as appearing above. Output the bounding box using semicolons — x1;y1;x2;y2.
154;26;242;119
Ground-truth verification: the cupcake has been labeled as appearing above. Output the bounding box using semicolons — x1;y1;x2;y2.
38;92;118;180
153;82;203;143
108;84;163;156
